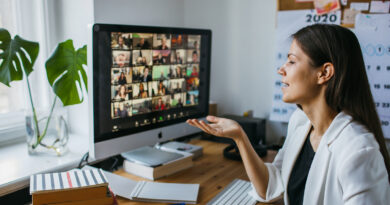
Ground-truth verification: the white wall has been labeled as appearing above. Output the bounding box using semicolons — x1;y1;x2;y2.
183;0;287;144
94;0;185;26
53;0;287;143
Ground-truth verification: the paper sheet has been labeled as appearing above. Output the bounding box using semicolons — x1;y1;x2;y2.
271;10;341;122
350;2;370;11
370;1;390;13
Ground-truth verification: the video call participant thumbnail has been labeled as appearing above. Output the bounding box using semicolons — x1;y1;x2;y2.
186;50;199;63
152;65;170;81
153;50;171;65
132;50;153;66
133;33;153;49
132;98;152;115
187;35;201;49
112;101;132;118
153;34;171;50
111;67;132;85
170;49;186;64
171;34;187;49
113;50;131;67
112;33;131;50
133;83;149;99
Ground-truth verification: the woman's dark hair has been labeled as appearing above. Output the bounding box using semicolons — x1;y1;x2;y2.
293;24;390;182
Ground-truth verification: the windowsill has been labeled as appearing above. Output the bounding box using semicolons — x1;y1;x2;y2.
0;134;89;196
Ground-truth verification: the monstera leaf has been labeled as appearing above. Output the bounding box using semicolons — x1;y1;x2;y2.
0;28;39;86
45;40;87;106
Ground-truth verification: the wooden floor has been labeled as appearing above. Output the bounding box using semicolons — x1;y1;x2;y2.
114;138;283;205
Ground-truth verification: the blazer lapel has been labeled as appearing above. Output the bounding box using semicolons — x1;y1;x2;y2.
303;112;352;205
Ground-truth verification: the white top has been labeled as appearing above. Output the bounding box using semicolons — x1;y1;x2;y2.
249;109;390;205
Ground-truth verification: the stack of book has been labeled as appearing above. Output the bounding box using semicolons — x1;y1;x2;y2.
123;147;194;180
30;169;116;205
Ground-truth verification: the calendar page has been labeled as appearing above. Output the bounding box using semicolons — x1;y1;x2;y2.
354;14;390;139
270;10;341;122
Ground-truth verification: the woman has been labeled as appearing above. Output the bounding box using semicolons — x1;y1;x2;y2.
115;85;128;100
187;24;390;204
118;72;127;85
157;81;166;96
138;83;148;98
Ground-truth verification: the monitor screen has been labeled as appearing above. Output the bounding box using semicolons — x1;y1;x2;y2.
90;24;211;159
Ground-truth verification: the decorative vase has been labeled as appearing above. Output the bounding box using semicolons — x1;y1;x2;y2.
25;107;69;156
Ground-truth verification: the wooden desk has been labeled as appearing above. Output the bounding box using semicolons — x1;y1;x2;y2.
114;139;282;205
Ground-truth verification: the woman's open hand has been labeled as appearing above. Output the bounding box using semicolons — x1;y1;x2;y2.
186;116;244;141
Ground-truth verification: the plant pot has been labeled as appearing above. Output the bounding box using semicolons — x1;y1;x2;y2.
25;107;69;156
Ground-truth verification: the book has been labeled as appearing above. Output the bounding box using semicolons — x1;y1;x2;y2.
30;169;114;205
48;192;115;205
130;181;199;204
121;146;185;167
123;150;193;180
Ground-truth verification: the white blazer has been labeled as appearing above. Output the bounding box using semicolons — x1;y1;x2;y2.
249;109;390;205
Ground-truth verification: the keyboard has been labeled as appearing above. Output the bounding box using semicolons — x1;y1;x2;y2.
207;179;257;205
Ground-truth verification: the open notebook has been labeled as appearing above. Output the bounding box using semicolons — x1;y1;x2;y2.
130;181;199;204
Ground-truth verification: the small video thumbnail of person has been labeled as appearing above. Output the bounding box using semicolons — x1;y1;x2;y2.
152;95;172;111
170;49;186;64
168;78;186;93
112;84;131;101
153;50;171;65
186;77;199;91
111;32;132;50
153;34;171;50
132;50;152;66
111;67;132;85
171;34;188;49
113;50;131;67
187;35;201;49
148;80;169;97
186;64;199;77
186;50;200;63
132;98;152;115
186;90;199;106
132;33;153;49
112;101;132;119
170;93;186;108
152;65;170;80
132;82;149;99
132;66;152;83
168;65;186;79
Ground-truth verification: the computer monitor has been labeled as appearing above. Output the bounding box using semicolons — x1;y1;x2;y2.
88;24;212;160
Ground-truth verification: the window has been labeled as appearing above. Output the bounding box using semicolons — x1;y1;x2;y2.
0;0;52;145
0;0;27;144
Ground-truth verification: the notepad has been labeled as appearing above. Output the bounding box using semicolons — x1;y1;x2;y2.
130;181;199;204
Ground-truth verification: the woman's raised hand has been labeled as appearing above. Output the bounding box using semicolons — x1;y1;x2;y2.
186;116;244;141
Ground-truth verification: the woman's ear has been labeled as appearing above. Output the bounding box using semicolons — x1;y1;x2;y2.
317;62;334;84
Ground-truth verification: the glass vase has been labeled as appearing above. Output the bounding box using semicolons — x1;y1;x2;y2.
25;107;69;156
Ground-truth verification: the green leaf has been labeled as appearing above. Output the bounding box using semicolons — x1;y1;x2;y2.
45;40;87;106
0;28;39;86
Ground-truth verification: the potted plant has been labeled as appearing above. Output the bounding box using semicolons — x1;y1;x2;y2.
0;28;88;155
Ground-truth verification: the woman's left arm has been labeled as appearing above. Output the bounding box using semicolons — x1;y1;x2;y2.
339;147;390;205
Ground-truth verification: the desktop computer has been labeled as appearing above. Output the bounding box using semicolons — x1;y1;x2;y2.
88;24;212;161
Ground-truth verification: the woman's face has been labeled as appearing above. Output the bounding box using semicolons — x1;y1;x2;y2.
120;85;126;95
278;40;321;105
139;83;144;91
